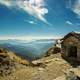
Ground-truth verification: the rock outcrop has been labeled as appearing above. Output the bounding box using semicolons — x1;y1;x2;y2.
0;48;29;76
45;46;61;57
0;48;15;76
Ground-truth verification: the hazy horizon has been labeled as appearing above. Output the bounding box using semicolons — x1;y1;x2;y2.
0;35;63;40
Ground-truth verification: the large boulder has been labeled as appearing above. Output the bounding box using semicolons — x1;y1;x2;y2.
31;60;43;66
31;60;46;68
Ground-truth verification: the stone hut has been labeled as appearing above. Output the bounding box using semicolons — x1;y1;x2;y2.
61;32;80;61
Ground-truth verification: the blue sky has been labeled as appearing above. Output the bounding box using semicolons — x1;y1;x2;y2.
0;0;80;38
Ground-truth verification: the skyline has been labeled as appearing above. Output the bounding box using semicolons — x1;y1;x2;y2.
0;0;80;38
0;35;62;40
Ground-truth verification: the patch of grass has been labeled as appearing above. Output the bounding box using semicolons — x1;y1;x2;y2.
0;76;4;80
8;52;29;65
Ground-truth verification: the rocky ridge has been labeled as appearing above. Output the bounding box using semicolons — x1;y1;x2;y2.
0;47;80;80
0;48;29;77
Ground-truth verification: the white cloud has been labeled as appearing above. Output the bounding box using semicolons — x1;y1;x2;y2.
29;21;35;24
72;0;80;16
25;19;37;24
66;21;80;26
0;0;49;24
67;0;80;17
66;21;73;25
29;21;36;24
0;0;12;7
17;0;48;23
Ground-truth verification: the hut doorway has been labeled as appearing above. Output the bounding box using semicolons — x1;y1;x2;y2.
68;46;77;58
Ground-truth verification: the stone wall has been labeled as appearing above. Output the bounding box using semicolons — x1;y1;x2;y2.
61;35;80;61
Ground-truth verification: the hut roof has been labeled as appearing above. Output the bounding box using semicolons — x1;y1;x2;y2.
62;32;80;41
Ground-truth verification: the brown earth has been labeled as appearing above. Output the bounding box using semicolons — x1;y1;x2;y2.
0;48;80;80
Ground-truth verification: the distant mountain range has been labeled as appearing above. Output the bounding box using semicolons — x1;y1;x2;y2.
0;39;55;60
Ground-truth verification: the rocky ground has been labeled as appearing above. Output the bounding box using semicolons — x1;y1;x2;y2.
0;48;80;80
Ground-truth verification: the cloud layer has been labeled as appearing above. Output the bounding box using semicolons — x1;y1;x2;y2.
0;0;48;24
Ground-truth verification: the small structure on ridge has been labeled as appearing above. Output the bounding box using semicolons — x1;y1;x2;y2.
61;32;80;62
